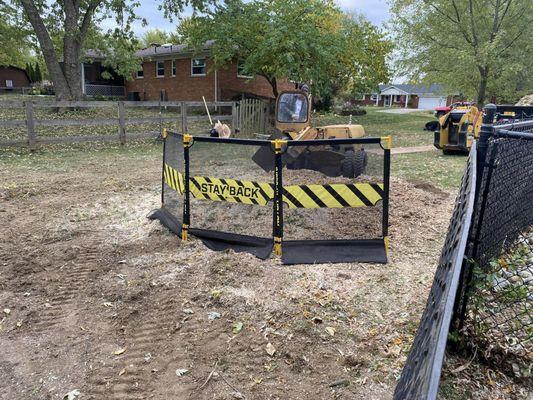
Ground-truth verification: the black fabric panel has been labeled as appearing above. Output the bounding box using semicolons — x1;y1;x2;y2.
147;207;182;236
282;239;387;265
190;228;273;260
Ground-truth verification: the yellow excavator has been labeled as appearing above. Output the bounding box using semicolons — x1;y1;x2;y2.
433;104;482;154
252;89;369;177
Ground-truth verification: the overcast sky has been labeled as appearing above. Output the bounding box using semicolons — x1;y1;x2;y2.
127;0;391;35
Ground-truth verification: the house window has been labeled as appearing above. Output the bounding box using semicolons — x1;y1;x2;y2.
136;65;144;79
237;59;252;78
6;80;13;88
171;60;176;76
156;60;165;77
191;58;206;76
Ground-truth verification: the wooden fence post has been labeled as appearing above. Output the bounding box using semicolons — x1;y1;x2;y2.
118;101;126;145
232;102;239;136
25;101;36;150
181;102;188;133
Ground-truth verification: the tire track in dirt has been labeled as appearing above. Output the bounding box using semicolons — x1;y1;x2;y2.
29;246;104;333
85;296;178;399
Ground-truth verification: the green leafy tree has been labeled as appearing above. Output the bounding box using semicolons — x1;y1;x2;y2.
139;29;173;48
179;0;390;98
11;0;213;100
34;62;42;82
390;0;533;104
0;3;34;67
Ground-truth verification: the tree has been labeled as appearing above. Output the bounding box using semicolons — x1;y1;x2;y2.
179;0;390;98
139;29;173;48
0;3;34;67
11;0;212;100
390;0;533;104
34;62;42;82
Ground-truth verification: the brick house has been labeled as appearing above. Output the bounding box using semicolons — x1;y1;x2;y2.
355;84;458;109
0;66;31;90
125;43;295;101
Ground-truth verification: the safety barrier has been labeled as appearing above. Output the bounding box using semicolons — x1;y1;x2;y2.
149;129;391;264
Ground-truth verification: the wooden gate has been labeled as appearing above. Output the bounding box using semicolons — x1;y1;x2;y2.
237;99;269;137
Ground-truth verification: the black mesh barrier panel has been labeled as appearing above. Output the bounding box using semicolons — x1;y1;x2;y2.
280;139;389;264
148;131;184;235
393;142;477;400
187;138;275;259
461;123;533;375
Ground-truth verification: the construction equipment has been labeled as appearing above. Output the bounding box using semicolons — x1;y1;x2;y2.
252;90;368;177
433;104;482;154
433;104;533;154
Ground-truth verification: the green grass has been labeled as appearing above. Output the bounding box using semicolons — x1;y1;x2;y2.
314;107;436;148
0;104;466;190
394;151;466;189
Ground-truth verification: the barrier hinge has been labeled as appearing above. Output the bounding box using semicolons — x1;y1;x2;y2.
272;139;287;154
183;134;193;147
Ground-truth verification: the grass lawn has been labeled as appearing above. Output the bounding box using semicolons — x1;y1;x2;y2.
0;103;466;190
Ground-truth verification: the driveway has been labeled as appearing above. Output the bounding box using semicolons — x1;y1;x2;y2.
378;108;430;114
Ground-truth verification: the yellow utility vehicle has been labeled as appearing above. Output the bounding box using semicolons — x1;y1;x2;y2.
433;105;482;154
253;90;368;177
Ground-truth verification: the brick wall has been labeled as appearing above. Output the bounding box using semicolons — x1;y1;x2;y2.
0;67;30;88
125;58;296;101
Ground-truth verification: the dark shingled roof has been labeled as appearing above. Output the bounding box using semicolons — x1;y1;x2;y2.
134;40;215;58
378;84;446;96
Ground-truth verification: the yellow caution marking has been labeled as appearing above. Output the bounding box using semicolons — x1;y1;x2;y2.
163;164;383;209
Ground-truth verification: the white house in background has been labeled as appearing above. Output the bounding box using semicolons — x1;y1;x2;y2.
357;84;456;109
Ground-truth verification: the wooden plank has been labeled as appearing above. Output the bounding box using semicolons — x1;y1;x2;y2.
0;132;160;147
187;115;231;122
25;101;36;150
179;101;234;107
0;120;26;127
125;116;178;124
0;138;27;147
32;101;116;108
0;101;24;109
125;101;182;108
35;118;118;127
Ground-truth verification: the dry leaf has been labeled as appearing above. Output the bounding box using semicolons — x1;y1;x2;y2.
175;368;188;376
326;327;336;336
113;347;126;355
3;308;10;315
118;368;126;376
266;342;276;356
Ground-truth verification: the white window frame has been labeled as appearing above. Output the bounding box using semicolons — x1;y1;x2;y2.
156;60;165;78
136;64;144;79
6;80;13;88
171;59;176;77
191;58;206;76
237;59;253;79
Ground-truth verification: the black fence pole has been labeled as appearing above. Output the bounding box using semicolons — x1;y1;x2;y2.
182;134;192;241
161;128;168;206
273;139;285;256
382;136;392;253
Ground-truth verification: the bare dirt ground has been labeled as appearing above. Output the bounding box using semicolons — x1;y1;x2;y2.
0;146;529;400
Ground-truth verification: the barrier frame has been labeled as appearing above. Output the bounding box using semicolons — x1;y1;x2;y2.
153;129;391;264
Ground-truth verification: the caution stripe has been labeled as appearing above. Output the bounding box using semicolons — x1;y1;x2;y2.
282;183;383;208
163;163;382;208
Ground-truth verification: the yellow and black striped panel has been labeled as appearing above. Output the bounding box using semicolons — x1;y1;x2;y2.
282;183;383;208
164;164;184;193
189;176;274;206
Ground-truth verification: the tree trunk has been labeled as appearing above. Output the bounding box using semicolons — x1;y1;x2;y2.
271;77;279;98
477;66;489;105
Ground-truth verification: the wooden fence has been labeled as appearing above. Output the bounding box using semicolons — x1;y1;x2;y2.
237;98;269;137
0;100;241;149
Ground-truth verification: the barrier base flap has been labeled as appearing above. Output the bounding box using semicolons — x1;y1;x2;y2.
148;207;182;236
282;239;388;265
190;228;273;260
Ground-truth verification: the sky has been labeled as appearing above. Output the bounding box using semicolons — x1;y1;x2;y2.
127;0;391;35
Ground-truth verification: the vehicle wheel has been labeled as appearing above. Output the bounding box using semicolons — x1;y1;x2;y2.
341;149;367;178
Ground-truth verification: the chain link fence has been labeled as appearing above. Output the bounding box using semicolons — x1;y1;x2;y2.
394;105;533;399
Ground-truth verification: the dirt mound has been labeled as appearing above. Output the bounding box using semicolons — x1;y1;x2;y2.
516;94;533;106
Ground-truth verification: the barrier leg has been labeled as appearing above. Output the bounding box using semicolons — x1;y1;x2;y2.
382;139;391;254
161;128;168;206
273;140;285;256
182;134;192;241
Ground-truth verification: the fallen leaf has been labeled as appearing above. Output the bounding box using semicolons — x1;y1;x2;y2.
326;327;336;336
231;391;244;399
175;368;188;376
16;320;22;327
233;321;243;334
266;342;276;356
113;347;126;355
63;389;80;400
3;308;10;315
119;368;126;376
102;302;113;308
